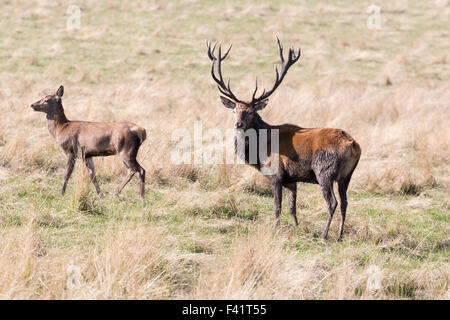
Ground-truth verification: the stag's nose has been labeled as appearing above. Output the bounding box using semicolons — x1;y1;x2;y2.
235;122;244;129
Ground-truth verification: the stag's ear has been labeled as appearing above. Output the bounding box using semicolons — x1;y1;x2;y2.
56;85;64;98
254;99;268;110
220;96;236;109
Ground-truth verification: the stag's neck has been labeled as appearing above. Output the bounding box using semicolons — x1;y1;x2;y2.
234;113;274;170
46;106;69;139
251;113;272;130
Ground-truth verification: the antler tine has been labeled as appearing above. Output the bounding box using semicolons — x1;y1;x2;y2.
206;40;211;58
295;47;301;61
275;66;280;84
207;40;240;102
252;37;301;104
206;40;217;61
207;40;232;62
276;36;285;64
217;44;226;83
251;77;258;102
218;85;231;97
226;78;239;102
211;57;232;99
222;44;232;60
288;45;301;63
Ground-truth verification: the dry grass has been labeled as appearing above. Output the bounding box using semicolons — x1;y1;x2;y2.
0;0;448;299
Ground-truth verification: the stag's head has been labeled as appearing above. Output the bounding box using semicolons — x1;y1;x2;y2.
207;38;300;130
31;85;64;116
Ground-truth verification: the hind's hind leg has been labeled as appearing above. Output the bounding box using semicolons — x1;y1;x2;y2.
134;159;145;200
115;167;135;197
115;147;145;199
115;159;145;199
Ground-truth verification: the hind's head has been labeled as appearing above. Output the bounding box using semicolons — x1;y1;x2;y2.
30;85;64;116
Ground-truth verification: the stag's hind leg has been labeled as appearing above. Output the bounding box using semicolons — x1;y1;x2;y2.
337;172;355;241
313;153;339;240
84;157;104;197
319;182;338;240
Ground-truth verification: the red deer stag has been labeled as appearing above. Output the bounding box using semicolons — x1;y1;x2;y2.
206;38;361;240
30;86;146;199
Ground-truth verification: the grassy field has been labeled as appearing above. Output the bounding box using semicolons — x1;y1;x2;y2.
0;0;448;299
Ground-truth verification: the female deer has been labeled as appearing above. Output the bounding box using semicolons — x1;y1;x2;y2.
30;86;146;199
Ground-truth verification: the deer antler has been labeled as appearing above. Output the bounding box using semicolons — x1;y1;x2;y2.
251;37;301;105
206;40;242;103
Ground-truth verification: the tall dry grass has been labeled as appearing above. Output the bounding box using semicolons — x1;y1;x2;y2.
0;0;448;300
1;76;448;194
0;210;185;299
2;216;446;299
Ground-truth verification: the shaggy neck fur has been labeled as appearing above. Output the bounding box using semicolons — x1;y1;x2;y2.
234;112;274;170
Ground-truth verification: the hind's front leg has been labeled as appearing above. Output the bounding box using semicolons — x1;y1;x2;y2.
61;155;76;195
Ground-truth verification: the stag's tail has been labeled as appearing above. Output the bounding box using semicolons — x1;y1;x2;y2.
351;140;361;163
336;138;361;181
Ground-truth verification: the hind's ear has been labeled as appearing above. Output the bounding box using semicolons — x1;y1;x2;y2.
56;85;64;98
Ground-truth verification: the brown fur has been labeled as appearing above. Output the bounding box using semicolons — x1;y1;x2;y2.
208;39;361;240
231;103;361;241
278;126;361;183
31;86;147;199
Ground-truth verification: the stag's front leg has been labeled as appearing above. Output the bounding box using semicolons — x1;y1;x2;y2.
84;157;104;197
285;182;298;226
61;155;75;195
271;180;282;227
